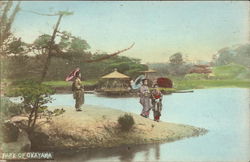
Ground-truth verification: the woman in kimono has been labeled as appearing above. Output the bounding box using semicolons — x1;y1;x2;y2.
151;84;163;122
139;79;152;118
72;71;84;111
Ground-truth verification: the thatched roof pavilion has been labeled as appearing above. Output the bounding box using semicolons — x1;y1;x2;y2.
98;69;130;95
101;69;130;79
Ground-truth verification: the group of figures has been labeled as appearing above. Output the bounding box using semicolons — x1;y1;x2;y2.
69;68;163;121
139;79;163;122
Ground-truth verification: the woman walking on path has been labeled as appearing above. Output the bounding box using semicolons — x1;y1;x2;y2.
139;79;152;118
151;84;163;122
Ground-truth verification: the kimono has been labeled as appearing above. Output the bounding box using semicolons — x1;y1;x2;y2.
151;88;163;121
139;85;152;118
72;77;84;110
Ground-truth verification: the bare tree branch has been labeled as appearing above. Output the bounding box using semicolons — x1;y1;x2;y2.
21;10;73;17
84;43;135;63
5;1;21;37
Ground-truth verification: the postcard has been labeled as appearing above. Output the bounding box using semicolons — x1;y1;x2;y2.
0;1;249;161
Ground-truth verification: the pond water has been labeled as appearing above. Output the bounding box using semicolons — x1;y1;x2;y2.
14;88;250;161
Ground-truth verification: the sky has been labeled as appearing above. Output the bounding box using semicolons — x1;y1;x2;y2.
11;1;249;63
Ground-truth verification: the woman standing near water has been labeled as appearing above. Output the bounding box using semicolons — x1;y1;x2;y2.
72;71;84;111
139;79;152;118
151;84;163;122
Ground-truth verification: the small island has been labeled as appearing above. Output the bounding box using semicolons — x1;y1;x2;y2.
8;105;207;151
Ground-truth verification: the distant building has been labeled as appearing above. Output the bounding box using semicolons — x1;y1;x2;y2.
189;65;212;74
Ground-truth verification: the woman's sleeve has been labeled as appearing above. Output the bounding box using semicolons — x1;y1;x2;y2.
75;79;82;89
140;86;144;94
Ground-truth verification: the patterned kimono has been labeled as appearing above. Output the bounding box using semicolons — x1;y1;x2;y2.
151;88;163;121
73;77;84;110
139;85;152;118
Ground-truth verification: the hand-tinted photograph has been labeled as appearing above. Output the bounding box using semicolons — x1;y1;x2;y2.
0;1;249;161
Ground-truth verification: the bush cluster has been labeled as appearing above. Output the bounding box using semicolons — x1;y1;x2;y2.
118;113;135;131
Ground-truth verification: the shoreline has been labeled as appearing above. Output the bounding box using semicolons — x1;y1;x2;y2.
9;105;208;151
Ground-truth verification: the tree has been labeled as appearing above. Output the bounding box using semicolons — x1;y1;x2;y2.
3;8;136;135
0;1;21;55
166;52;192;77
215;48;234;65
40;12;73;82
214;44;250;67
7;81;54;133
169;52;184;65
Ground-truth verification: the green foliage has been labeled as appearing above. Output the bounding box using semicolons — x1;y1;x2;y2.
169;52;184;64
33;34;51;48
0;97;23;120
6;80;55;114
43;108;65;121
7;38;26;54
214;44;250;66
118;113;135;131
52;108;65;116
174;79;250;90
166;63;192;76
42;80;97;87
148;54;192;77
5;80;63;133
4;29;145;81
0;1;21;49
3;55;44;80
97;56;147;79
213;63;250;80
33;32;90;56
57;31;90;53
70;38;90;52
1;121;19;142
184;73;208;80
42;81;71;87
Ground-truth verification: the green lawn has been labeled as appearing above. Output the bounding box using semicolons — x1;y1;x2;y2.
174;64;250;90
43;80;98;87
174;79;250;90
42;79;250;90
213;63;250;79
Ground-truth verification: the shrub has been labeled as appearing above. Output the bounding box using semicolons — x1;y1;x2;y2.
1;121;19;142
0;97;23;120
6;80;56;133
118;113;135;131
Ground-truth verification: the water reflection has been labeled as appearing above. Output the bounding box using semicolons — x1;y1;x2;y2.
155;144;160;160
54;143;162;162
34;88;250;161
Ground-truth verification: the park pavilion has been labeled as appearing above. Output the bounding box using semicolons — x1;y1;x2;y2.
98;69;131;95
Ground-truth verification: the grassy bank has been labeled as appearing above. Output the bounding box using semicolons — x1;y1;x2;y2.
5;78;248;95
43;80;98;87
174;79;250;90
42;79;250;94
